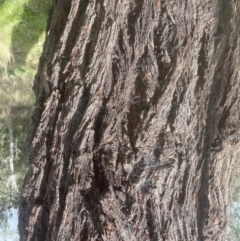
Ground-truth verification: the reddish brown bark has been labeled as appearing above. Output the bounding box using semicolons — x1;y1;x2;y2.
19;0;240;240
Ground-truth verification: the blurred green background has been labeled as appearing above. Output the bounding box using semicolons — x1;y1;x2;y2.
0;0;51;240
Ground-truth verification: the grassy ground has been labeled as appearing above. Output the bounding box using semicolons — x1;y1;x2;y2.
0;0;51;108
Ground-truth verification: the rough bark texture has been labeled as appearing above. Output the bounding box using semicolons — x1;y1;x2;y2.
19;0;240;240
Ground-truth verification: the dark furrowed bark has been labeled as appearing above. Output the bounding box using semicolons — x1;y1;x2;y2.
19;0;240;240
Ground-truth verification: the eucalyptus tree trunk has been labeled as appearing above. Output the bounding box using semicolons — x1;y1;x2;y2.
19;0;240;240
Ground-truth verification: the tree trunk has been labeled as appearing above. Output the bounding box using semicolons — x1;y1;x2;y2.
19;0;240;240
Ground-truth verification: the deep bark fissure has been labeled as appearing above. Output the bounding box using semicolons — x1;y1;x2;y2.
62;0;90;59
57;85;91;226
195;31;207;93
126;0;144;64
